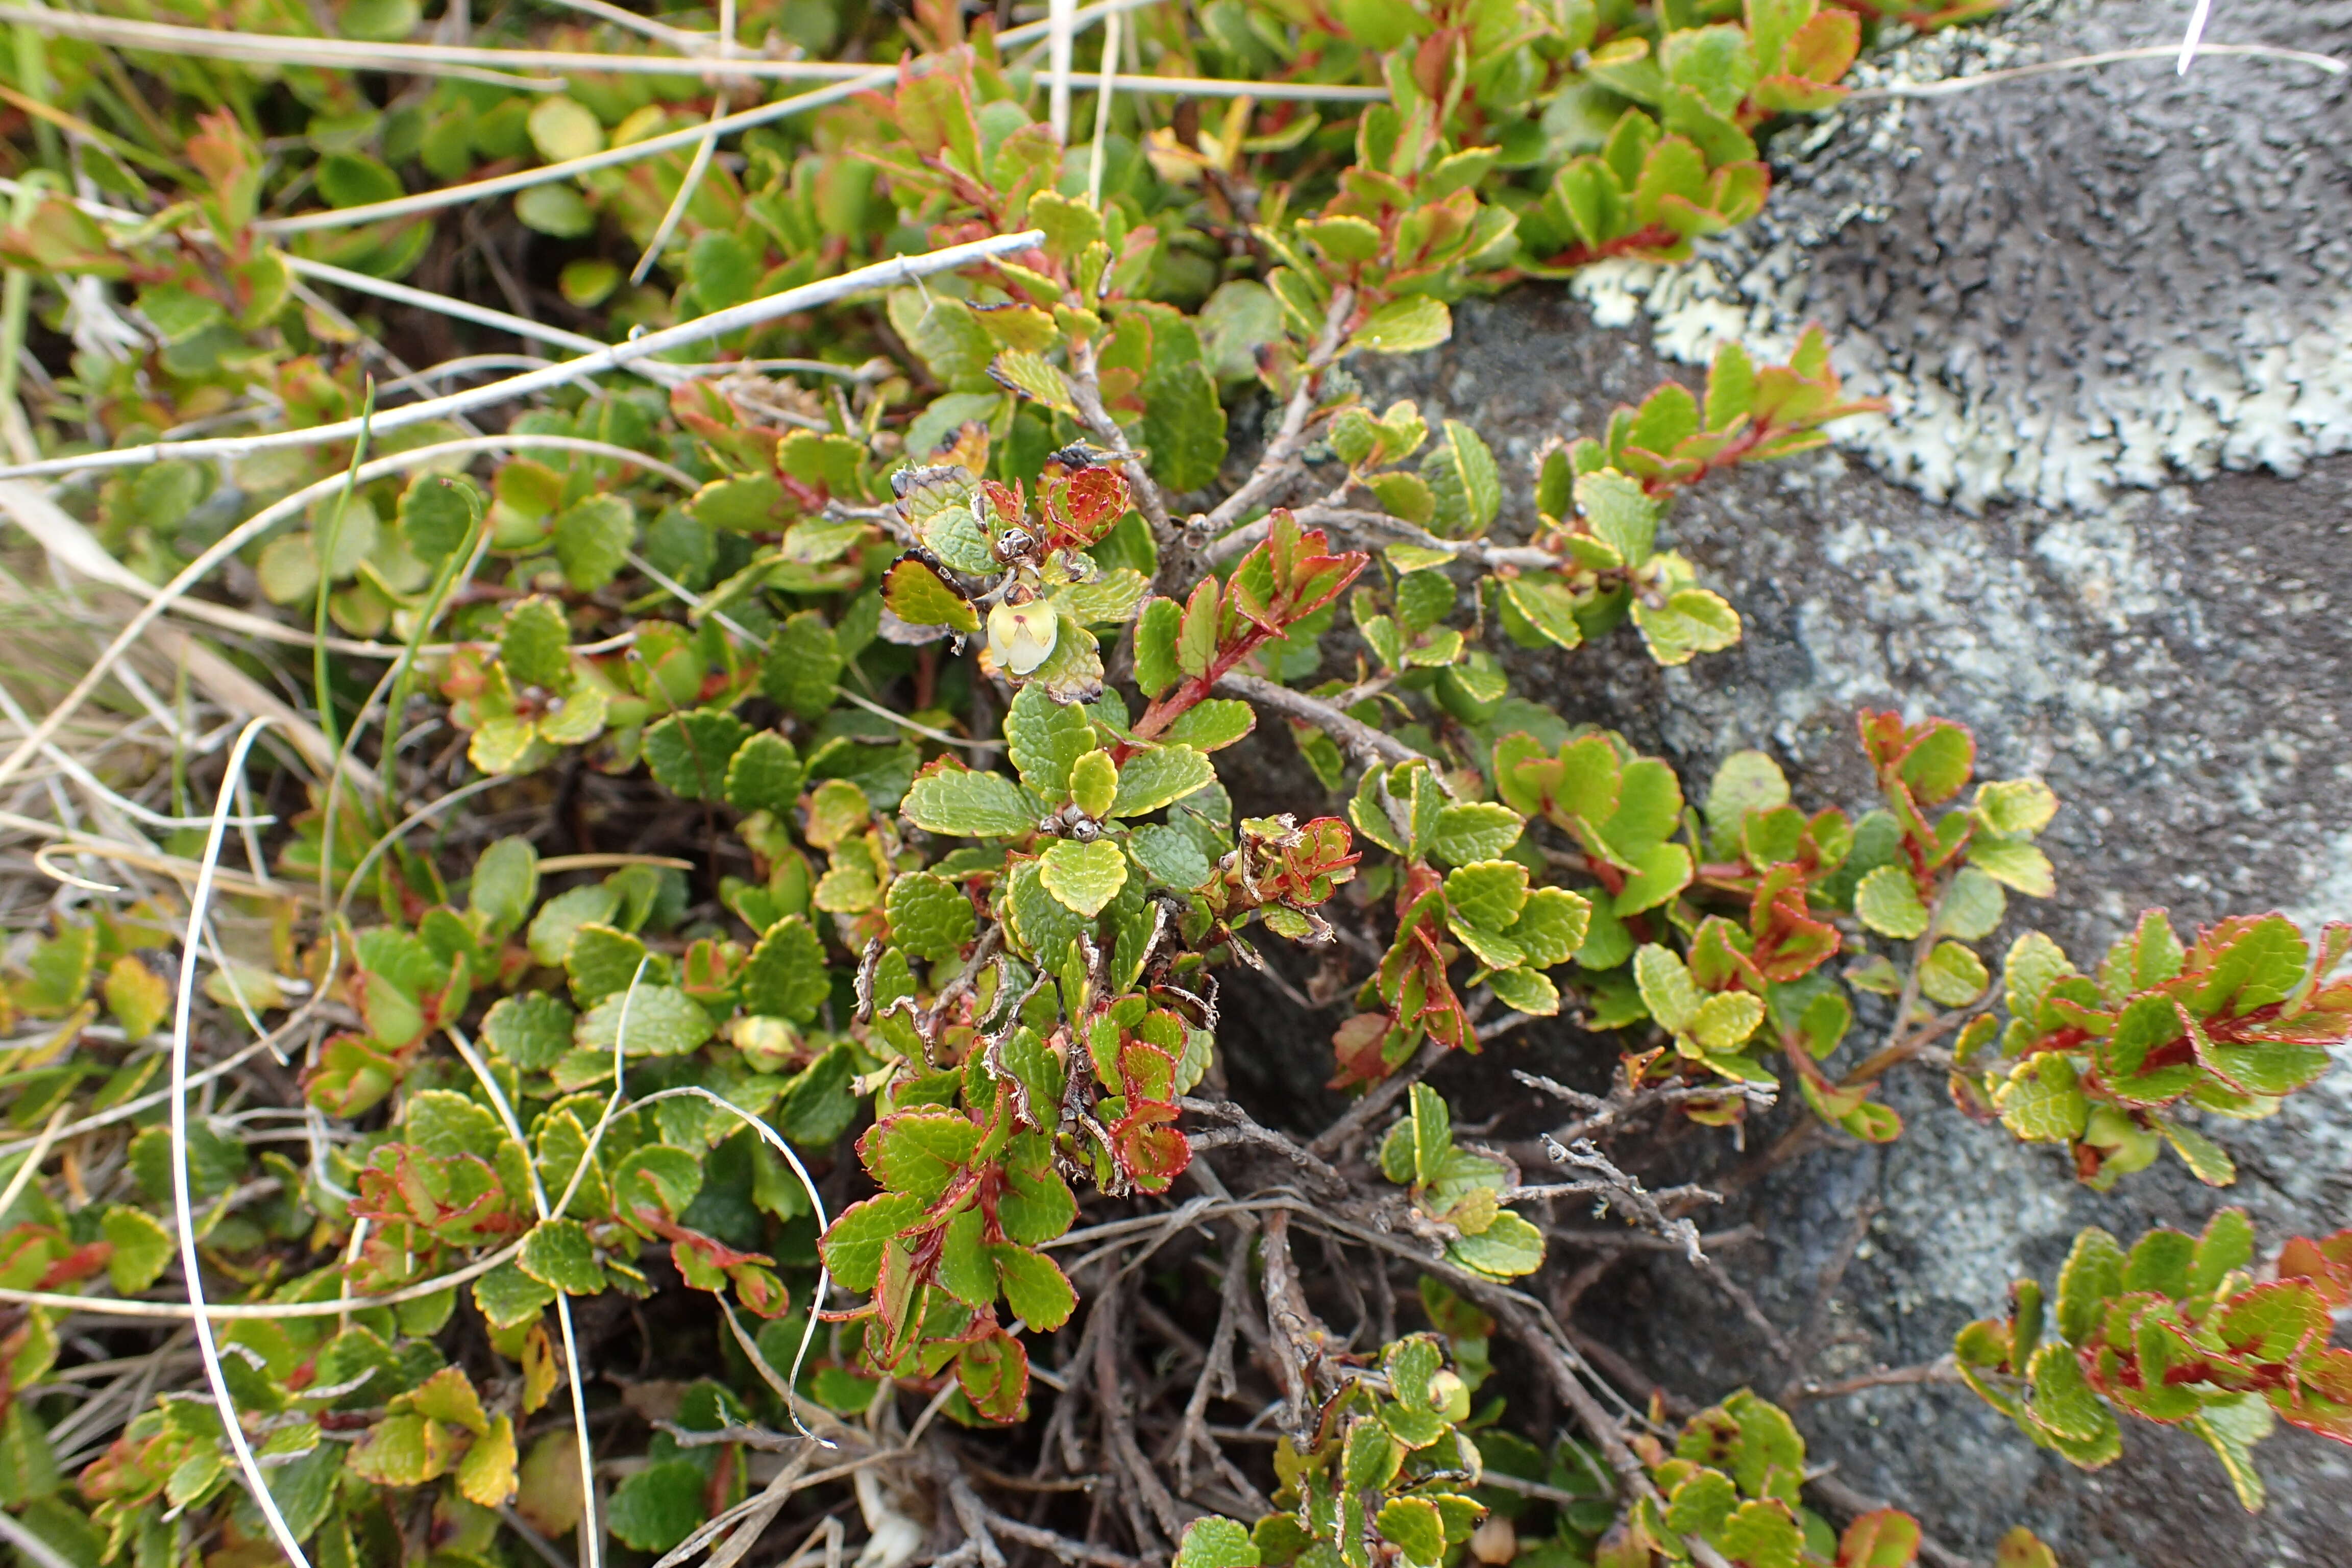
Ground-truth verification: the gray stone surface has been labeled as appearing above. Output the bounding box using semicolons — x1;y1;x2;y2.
1327;31;2352;1550
1578;0;2352;511
1226;3;2352;1556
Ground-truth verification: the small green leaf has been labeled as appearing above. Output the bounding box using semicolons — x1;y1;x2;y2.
2189;1395;2273;1511
1353;297;1453;355
101;1206;173;1295
2054;1227;2126;1346
1507;887;1591;969
473;1262;559;1329
346;1412;447;1488
1633;943;1700;1033
518;1218;606;1295
1110;745;1216;818
992;1244;1077;1330
1160;699;1255;752
1069;749;1119;820
882;554;981;632
885;872;977;962
1426;801;1522;866
607;1460;706;1554
398;474;485;563
1688;991;1763;1051
468;836;539;939
499;595;571;690
1037;839;1128;917
1997;1054;2088;1144
724;731;805;815
1134;597;1183;697
1422;419;1501;537
1968;838;2056;898
643;709;750;800
317;153;402;209
863;1112;982;1206
1919;940;1991;1007
515;182;595;238
1444;861;1530;931
1703;750;1789;843
1175;1517;1261;1568
690;474;782;532
743;917;829;1022
818;1192;924;1292
760;610;844;721
477;995;574;1079
1854;865;1931;940
1976;778;2059;838
903;760;1041;837
552;495;634;591
1141;358;1227;494
1448;1209;1546;1278
1486;966;1559;1016
528;95;605;161
102;955;169;1041
1375;1497;1447;1567
1577;469;1656;563
575;985;714;1057
2155;1116;2237;1187
1005;679;1097;799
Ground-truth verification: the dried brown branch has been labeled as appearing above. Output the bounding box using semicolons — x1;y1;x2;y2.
1543;1135;1794;1361
1516;1068;1778;1145
1172;1220;1276;1513
977;1510;1148;1568
1308;1037;1448;1160
1196;287;1356;538
1065;336;1173;546
1779;1196;1884;1396
1179;1096;1348;1191
1090;1284;1187;1551
1257;1209;1336;1440
1786;1359;1966;1403
1214;671;1430;769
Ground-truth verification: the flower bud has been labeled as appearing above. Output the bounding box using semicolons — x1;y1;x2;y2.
987;599;1059;676
1469;1517;1515;1565
1427;1368;1470;1422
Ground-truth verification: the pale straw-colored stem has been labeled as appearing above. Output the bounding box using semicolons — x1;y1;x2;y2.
0;429;720;799
169;717;317;1568
0;229;1041;482
249;0;1161;235
1049;0;1077;140
2178;0;2214;72
1850;40;2345;100
630;0;738;283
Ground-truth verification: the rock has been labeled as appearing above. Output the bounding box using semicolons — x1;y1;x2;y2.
1572;0;2352;512
1214;4;2352;1557
1333;241;2352;1568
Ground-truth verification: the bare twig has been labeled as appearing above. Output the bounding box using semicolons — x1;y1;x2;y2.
1179;1097;1348;1191
1786;1359;1965;1403
1216;671;1428;769
1543;1135;1793;1360
1197;288;1356;542
1518;1068;1778;1145
1090;1285;1186;1551
981;1510;1147;1568
1257;1210;1333;1441
1778;1196;1882;1396
1065;336;1173;542
1309;1037;1449;1160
